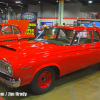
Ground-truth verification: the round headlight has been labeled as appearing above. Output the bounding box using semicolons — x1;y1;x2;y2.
7;66;12;75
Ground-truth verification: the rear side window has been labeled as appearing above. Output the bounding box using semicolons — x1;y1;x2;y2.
93;31;100;42
73;31;92;45
2;26;13;35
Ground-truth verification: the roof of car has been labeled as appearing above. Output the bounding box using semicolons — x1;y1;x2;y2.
49;26;100;31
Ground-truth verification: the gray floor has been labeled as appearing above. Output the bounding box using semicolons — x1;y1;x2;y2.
0;64;100;100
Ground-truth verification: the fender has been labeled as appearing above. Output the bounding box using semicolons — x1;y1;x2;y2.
30;63;61;82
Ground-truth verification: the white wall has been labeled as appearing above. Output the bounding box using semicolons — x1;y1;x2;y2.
28;3;90;26
1;3;91;26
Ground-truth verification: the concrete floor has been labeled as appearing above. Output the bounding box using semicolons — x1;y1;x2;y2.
0;65;100;100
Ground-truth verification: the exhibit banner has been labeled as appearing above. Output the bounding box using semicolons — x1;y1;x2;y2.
21;12;37;35
77;19;100;28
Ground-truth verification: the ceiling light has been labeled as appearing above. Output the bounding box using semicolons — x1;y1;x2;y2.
88;0;92;3
38;1;41;3
56;0;58;2
15;1;21;3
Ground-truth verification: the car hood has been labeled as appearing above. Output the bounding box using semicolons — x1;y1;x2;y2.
0;40;69;61
7;19;30;33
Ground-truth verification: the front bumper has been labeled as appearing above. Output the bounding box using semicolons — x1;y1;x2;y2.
0;73;21;88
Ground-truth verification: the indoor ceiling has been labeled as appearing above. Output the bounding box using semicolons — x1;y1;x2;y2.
0;0;99;10
0;0;77;9
78;0;100;5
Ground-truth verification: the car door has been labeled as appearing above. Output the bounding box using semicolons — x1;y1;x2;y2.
68;30;96;73
92;30;100;63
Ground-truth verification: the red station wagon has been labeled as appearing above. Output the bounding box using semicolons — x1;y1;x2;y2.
0;19;34;44
0;26;100;94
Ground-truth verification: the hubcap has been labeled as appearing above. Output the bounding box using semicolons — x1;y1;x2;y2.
38;71;52;89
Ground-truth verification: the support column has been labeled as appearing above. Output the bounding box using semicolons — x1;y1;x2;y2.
8;7;10;20
58;0;64;26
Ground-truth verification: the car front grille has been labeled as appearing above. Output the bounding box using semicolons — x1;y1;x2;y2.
0;60;6;71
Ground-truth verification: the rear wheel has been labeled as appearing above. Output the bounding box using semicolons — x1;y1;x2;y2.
29;67;55;94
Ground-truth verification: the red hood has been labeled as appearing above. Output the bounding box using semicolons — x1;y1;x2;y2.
0;41;69;61
7;19;30;33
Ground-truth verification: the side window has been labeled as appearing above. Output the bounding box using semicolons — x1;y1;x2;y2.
2;26;12;35
93;31;100;42
58;29;75;43
58;29;66;39
73;31;92;45
13;26;21;34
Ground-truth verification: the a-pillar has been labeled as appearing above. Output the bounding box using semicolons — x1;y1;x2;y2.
58;0;64;26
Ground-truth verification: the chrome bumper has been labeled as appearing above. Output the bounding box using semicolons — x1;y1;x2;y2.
0;73;21;88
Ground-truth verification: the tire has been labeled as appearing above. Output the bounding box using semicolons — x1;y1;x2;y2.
97;63;100;69
29;67;55;94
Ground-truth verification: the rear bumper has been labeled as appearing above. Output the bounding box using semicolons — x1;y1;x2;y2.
0;73;21;88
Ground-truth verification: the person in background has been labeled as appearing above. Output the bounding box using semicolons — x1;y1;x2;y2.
55;23;58;26
42;23;47;29
40;23;47;31
92;23;97;28
81;24;85;27
78;24;87;37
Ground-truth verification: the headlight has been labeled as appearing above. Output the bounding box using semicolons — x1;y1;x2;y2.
5;64;13;76
0;60;13;76
7;66;12;75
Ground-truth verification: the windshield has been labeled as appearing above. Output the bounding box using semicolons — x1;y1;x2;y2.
35;28;76;46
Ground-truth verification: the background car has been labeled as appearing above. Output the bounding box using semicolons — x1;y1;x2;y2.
0;19;35;44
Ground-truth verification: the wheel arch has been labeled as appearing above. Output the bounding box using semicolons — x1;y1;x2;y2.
31;63;61;82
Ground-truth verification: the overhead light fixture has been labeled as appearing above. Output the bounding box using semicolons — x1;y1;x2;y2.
88;0;92;3
38;1;41;3
56;0;58;2
15;1;21;3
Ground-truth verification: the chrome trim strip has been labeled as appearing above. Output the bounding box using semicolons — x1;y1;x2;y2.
0;75;21;88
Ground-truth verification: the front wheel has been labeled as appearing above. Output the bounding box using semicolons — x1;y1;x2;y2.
29;67;55;94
